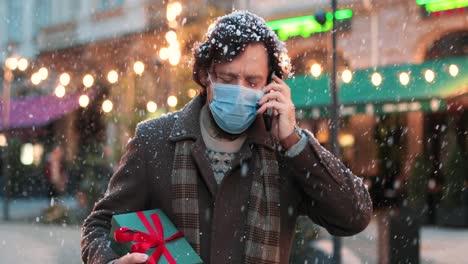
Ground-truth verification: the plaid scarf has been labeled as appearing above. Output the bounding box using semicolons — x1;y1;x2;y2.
171;140;281;263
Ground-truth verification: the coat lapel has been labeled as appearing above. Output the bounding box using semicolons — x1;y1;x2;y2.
191;137;218;197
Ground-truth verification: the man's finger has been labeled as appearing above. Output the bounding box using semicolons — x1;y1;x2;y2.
263;83;291;97
116;253;149;264
273;74;285;84
258;91;287;105
257;100;285;114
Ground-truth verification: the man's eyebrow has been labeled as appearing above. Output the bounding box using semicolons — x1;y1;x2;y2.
245;74;263;80
217;71;239;77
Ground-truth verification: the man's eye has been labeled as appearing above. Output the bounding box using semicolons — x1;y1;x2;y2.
220;78;234;83
249;82;258;87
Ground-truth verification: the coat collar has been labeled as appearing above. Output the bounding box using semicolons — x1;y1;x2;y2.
168;95;204;142
168;95;275;150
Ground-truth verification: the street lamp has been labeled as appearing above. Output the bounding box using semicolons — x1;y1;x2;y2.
316;2;341;263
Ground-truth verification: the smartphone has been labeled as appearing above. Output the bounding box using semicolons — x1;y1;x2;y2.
263;71;275;131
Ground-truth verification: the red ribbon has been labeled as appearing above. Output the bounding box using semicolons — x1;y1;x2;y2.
114;212;183;264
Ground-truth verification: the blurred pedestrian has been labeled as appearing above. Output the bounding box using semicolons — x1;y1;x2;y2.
44;145;68;199
42;144;69;223
81;11;372;264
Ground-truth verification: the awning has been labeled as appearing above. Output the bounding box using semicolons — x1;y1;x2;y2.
287;56;468;119
0;89;96;131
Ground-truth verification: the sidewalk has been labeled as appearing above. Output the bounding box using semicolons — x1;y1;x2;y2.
312;219;468;264
0;221;82;263
0;197;83;263
1;198;467;264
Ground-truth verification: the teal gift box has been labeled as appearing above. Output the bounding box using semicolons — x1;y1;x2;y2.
110;209;203;264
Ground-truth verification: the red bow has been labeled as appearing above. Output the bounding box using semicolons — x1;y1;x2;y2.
114;212;183;264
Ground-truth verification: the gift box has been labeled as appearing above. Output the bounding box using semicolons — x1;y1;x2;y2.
110;209;203;264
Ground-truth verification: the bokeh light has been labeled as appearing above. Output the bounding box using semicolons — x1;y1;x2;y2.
134;61;145;75
18;58;28;71
107;70;119;84
371;72;382;87
399;72;410;86
54;85;66;98
167;95;178;107
60;73;71;86
147;101;158;113
424;69;435;83
79;94;90;107
449;64;459;77
102;99;113;113
83;74;94;88
310;63;322;77
341;69;353;83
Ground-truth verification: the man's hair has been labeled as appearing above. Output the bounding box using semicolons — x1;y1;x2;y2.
192;11;292;95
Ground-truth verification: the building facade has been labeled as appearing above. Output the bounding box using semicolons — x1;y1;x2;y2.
1;1;467;216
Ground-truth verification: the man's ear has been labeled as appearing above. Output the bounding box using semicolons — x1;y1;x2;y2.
200;71;210;87
200;67;216;87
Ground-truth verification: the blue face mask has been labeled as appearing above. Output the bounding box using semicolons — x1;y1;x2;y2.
209;82;264;134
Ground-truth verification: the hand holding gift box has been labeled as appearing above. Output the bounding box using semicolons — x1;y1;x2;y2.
110;209;203;264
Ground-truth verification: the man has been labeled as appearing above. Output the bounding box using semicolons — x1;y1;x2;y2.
81;11;372;264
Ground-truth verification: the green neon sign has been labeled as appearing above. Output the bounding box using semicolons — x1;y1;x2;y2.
266;9;353;41
425;0;468;12
335;9;353;20
416;0;446;5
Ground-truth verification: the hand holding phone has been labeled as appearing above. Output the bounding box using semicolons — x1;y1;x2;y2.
258;71;297;141
263;71;276;131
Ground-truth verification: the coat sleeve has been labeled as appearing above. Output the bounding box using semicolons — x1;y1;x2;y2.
282;129;372;236
81;123;150;264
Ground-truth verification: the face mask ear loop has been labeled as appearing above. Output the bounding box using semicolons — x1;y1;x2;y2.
207;73;213;87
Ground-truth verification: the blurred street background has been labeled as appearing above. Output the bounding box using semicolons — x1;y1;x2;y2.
0;0;467;263
1;205;468;263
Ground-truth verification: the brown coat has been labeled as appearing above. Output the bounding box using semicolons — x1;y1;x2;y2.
81;96;372;264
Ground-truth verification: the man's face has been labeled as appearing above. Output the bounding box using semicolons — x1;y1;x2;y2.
206;43;269;104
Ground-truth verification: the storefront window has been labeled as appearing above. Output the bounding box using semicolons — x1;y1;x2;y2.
97;0;124;12
7;0;22;43
35;0;51;37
